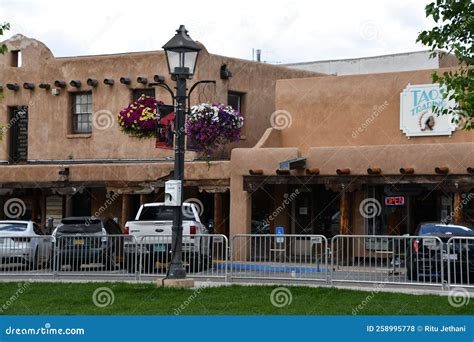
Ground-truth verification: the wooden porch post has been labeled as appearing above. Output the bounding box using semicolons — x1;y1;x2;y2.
64;195;73;217
453;192;463;223
121;194;131;227
339;190;350;235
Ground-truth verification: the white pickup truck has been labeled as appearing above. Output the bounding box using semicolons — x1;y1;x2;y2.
124;202;211;273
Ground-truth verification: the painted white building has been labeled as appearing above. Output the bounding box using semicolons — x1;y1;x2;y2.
285;50;458;75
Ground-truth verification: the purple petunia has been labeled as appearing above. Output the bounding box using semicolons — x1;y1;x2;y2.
186;103;244;155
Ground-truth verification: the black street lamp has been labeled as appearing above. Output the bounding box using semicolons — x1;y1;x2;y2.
162;25;201;279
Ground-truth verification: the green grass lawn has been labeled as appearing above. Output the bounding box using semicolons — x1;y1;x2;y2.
0;282;471;315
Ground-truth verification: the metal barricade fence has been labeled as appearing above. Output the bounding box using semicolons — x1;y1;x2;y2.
138;234;228;280
54;234;137;278
0;236;53;275
330;235;445;288
230;234;328;282
1;232;471;290
446;237;474;288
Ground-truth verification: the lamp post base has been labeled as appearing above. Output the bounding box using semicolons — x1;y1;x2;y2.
158;278;195;288
167;265;187;279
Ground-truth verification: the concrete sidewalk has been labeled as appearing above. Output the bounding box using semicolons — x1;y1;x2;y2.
0;275;472;296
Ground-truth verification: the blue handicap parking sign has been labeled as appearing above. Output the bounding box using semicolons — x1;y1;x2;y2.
276;226;284;243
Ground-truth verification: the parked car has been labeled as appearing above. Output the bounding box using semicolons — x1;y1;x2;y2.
124;202;211;273
0;220;51;270
251;220;270;234
52;217;124;271
407;222;474;283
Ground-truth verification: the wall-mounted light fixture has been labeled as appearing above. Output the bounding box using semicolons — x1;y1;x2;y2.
120;77;131;85
54;80;66;88
87;78;98;87
137;76;148;85
23;82;35;90
6;83;19;91
58;167;70;176
220;64;232;80
104;78;114;86
70;80;81;88
39;83;51;90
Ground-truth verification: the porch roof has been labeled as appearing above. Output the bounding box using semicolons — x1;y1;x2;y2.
306;142;474;176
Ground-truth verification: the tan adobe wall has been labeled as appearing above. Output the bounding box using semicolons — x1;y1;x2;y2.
0;35;320;163
275;67;473;154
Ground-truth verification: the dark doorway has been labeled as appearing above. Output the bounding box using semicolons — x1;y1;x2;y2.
411;191;442;233
71;190;92;217
291;188;313;234
251;185;274;234
314;188;340;238
8;106;28;164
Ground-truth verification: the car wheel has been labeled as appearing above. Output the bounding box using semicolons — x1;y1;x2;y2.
29;247;40;271
125;253;137;273
141;254;154;274
406;258;419;281
43;256;51;270
104;250;117;271
71;260;82;271
187;254;210;273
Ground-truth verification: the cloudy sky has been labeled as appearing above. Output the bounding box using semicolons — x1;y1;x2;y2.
0;0;434;63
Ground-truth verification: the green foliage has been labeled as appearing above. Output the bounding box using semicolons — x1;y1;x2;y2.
0;22;9;54
417;0;474;130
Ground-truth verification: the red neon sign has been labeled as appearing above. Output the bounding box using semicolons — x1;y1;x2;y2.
385;196;405;206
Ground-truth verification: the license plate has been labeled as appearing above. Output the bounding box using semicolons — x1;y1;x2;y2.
153;244;166;252
443;253;458;261
73;239;84;246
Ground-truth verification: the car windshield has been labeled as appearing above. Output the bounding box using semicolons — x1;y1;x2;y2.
139;206;195;221
0;223;28;232
57;219;102;233
419;224;474;236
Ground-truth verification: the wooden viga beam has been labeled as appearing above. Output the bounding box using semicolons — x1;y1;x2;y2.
367;167;381;175
305;168;320;175
400;167;415;175
249;169;263;176
336;168;350;175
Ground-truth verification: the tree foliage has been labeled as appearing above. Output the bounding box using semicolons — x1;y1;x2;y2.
0;21;9;140
417;0;474;130
0;22;9;54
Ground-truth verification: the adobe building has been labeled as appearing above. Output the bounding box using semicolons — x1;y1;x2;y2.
1;34;473;241
0;34;317;232
230;68;474;239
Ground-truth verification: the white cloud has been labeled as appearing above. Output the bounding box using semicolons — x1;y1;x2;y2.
0;0;435;62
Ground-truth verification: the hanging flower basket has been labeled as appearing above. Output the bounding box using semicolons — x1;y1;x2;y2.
117;95;162;138
186;103;244;154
